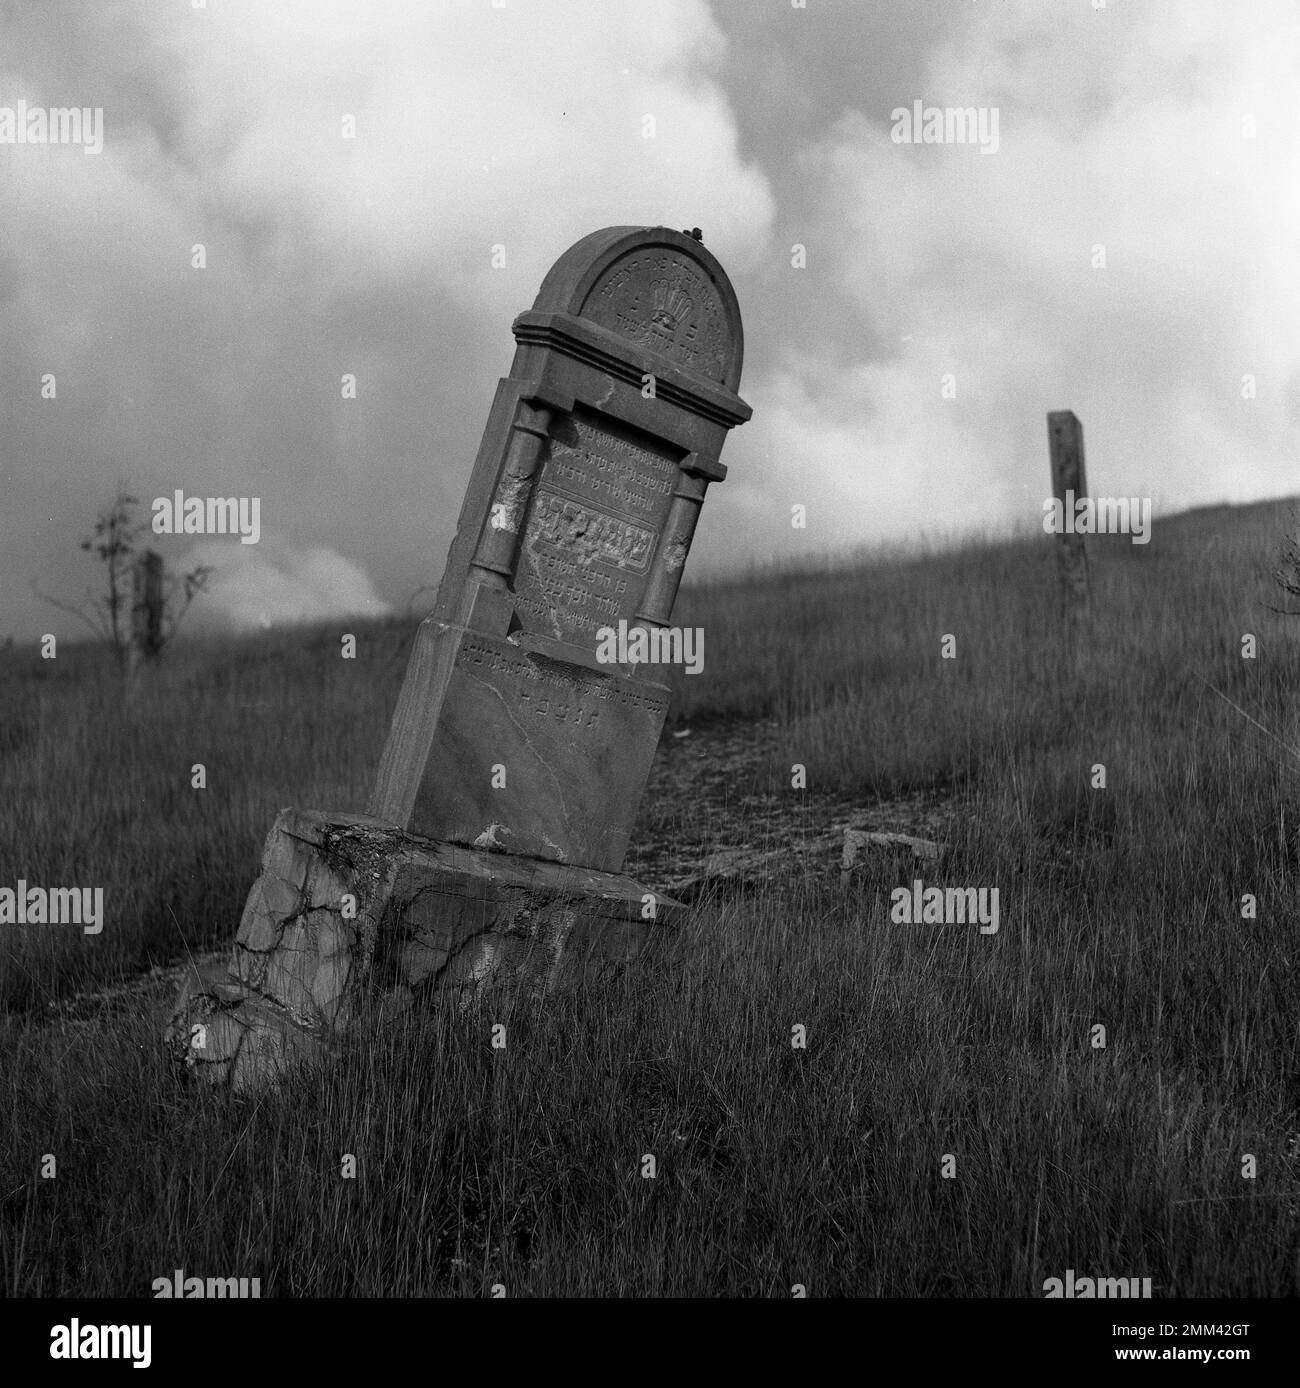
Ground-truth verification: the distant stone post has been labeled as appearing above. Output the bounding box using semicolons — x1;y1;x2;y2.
1047;411;1090;626
131;550;164;661
126;549;164;693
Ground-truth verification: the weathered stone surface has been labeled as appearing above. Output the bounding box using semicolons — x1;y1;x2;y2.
399;626;671;869
227;995;331;1095
369;226;751;871
841;829;947;867
167;807;683;1089
1048;410;1090;619
164;959;328;1091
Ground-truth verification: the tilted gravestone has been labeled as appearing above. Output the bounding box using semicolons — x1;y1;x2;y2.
166;226;750;1091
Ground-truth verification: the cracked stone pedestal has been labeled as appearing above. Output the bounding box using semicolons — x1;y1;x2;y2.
165;807;681;1093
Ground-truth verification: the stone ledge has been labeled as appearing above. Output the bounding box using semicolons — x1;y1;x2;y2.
165;807;683;1091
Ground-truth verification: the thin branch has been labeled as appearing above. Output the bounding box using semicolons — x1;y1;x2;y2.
1196;675;1300;765
161;565;213;642
29;581;113;642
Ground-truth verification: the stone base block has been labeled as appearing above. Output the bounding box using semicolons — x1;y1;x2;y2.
164;807;682;1091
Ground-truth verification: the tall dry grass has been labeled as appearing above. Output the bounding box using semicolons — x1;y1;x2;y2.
1;498;1298;1294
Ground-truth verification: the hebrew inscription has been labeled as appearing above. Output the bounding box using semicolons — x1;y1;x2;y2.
513;412;679;649
456;636;671;721
529;492;655;573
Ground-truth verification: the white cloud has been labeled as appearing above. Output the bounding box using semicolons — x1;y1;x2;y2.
750;0;1299;555
183;536;391;634
0;0;775;640
179;0;773;304
4;1;1295;637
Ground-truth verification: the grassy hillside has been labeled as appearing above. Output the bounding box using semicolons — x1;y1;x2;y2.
2;497;1298;1295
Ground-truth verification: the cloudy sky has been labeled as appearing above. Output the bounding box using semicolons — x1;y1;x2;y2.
1;0;1296;638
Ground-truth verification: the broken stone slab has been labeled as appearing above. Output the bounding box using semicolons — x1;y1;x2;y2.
661;824;939;899
840;828;948;882
165;965;332;1094
663;845;782;890
165;806;683;1091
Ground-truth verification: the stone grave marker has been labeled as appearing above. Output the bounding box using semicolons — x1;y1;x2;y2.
371;225;748;869
131;549;164;663
125;548;164;701
166;226;751;1091
1047;410;1091;623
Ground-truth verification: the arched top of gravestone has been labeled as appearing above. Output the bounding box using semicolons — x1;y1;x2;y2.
528;225;745;392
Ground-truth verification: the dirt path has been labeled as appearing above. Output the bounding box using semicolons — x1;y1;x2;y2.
626;715;957;898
